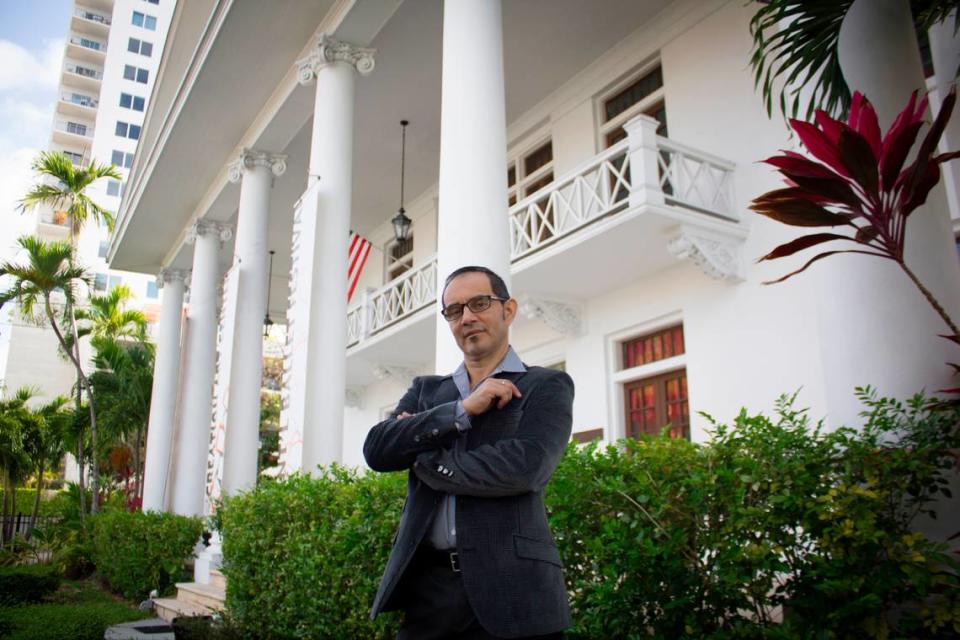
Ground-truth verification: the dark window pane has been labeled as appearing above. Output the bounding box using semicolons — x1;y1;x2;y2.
115;121;128;136
132;11;144;27
145;15;157;30
604;66;663;123
136;68;149;83
111;150;123;165
622;324;685;369
141;41;153;57
524;142;553;176
507;164;516;187
128;37;139;53
119;93;132;108
123;65;135;81
133;96;145;111
129;125;141;140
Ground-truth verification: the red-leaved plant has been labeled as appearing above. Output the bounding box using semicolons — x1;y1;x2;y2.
750;88;960;392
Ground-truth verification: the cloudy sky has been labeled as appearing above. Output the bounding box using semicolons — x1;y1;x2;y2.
0;0;73;259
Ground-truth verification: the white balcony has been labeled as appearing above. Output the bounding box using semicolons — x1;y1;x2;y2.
72;7;111;38
62;62;103;92
343;121;744;381
52;120;94;147
67;36;107;64
35;209;72;240
57;92;98;119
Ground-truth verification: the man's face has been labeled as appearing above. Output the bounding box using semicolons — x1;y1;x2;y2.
443;271;516;360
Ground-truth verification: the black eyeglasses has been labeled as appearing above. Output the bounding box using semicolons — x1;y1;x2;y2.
441;295;508;321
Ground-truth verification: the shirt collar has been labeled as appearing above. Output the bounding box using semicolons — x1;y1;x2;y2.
451;345;526;397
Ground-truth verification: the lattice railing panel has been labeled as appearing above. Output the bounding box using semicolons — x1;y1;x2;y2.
657;137;736;219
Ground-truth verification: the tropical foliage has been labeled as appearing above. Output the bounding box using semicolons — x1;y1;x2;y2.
218;391;960;639
749;0;960;121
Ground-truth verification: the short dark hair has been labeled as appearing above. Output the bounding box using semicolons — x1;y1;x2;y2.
442;265;510;303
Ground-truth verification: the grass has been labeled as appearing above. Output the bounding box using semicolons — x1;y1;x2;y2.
0;577;151;640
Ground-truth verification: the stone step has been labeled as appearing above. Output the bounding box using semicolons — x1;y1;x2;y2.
175;581;226;612
153;597;212;623
209;568;226;591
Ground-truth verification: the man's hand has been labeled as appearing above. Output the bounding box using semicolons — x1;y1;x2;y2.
462;378;521;417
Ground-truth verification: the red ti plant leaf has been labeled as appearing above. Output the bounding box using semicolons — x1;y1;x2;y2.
854;225;879;243
762;249;886;285
790;119;850;178
750;190;854;227
757;233;853;262
787;175;862;210
849;92;882;160
900;162;941;217
815;109;844;145
763;154;841;179
838;128;880;197
880;121;924;190
940;333;960;347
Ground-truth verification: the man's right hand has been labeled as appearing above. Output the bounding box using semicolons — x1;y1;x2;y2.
462;378;521;417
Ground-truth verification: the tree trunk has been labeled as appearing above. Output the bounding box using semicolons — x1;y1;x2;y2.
1;472;9;546
67;304;99;515
134;426;143;505
27;460;44;540
76;439;86;521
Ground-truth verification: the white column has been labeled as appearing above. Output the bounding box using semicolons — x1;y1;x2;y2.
624;114;664;208
810;0;960;427
141;269;186;513
170;221;231;516
293;36;375;471
435;0;511;373
220;149;286;496
928;14;960;222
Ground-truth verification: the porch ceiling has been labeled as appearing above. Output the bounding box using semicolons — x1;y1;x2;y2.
112;0;672;310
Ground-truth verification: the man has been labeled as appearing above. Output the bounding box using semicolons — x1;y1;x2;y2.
364;266;574;639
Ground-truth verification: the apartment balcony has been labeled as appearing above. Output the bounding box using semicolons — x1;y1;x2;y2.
62;61;103;92
35;209;72;240
67;35;107;64
52;121;94;147
343;122;745;383
57;92;99;119
71;7;111;37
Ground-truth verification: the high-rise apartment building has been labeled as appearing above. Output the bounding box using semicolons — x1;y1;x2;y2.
1;0;175;403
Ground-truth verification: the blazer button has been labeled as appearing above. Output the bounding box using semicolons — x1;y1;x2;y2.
414;435;421;443
432;428;439;436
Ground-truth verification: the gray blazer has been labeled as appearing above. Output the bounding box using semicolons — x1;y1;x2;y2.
363;365;574;638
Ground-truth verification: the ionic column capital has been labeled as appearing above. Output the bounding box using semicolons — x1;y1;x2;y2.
186;220;234;245
297;35;376;84
157;268;189;289
227;148;287;183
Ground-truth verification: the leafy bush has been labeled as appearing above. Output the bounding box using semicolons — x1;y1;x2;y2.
91;510;202;599
219;390;960;639
0;564;60;605
219;467;406;639
0;578;149;640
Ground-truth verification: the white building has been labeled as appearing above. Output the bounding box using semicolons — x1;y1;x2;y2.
2;0;175;405
113;0;960;550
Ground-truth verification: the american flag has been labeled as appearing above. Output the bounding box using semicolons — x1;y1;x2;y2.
347;231;372;302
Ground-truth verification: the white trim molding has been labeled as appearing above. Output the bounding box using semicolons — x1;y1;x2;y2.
372;365;419;387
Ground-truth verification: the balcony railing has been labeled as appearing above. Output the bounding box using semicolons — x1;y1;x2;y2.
56;121;92;137
657;137;736;216
347;256;438;347
75;8;111;25
65;63;102;80
508;119;737;261
62;92;98;108
509;140;632;260
344;116;737;352
69;36;106;52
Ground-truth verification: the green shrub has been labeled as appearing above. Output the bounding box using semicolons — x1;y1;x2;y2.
219;390;960;639
91;510;202;599
220;467;406;639
0;564;61;605
0;579;149;640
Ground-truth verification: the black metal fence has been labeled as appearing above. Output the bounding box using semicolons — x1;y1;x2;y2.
0;514;61;538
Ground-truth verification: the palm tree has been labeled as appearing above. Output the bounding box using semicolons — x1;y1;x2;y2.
749;0;959;121
88;336;154;505
0;389;30;546
63;284;148;355
0;236;99;518
18;151;121;516
20;393;70;538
